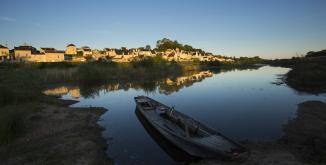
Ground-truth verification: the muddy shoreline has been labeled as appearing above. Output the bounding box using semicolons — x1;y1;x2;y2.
194;101;326;165
0;96;112;165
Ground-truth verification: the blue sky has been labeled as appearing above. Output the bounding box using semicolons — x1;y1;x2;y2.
1;0;326;59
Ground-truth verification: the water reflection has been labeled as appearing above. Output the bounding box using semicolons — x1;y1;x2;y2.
43;70;215;98
43;86;81;99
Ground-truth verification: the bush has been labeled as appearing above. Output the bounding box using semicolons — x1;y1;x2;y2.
200;61;222;67
132;56;169;68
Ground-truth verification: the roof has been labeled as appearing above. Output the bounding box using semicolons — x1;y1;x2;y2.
82;48;91;51
104;48;114;51
31;51;45;55
67;44;76;47
0;45;8;49
14;46;36;51
41;48;56;51
44;50;65;53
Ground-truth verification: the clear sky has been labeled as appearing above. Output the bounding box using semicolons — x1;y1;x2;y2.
1;0;326;59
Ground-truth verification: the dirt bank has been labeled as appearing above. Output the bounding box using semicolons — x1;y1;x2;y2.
193;101;326;165
192;141;307;165
282;101;326;163
0;97;112;165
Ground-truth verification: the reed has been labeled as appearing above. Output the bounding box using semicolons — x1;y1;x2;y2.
0;106;25;144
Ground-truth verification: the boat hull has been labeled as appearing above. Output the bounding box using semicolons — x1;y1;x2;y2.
134;96;249;160
136;104;228;159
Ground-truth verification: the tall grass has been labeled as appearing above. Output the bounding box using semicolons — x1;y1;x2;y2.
42;67;78;83
0;69;42;106
0;106;25;144
46;57;185;85
0;65;43;144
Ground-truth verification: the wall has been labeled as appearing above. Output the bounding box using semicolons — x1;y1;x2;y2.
14;50;32;61
45;52;65;62
65;46;77;55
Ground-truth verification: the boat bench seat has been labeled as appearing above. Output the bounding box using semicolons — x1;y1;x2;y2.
164;108;200;136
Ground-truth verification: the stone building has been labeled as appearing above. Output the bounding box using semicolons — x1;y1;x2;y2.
13;46;64;62
79;46;92;57
40;48;65;62
92;49;107;60
28;53;46;62
0;45;9;61
65;44;77;55
104;48;117;57
14;45;37;61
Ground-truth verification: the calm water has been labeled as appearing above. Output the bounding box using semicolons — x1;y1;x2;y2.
45;66;326;165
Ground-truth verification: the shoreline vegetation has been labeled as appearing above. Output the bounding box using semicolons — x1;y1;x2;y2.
266;49;326;94
0;48;326;164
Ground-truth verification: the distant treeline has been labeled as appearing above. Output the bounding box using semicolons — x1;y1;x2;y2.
265;49;326;67
306;49;326;58
154;38;208;53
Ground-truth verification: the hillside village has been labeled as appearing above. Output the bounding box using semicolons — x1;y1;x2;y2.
0;42;234;63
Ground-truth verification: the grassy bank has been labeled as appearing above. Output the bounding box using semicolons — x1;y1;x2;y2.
286;62;326;93
265;50;326;93
0;97;112;165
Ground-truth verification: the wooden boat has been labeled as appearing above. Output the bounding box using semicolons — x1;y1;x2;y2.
134;96;249;160
135;108;198;163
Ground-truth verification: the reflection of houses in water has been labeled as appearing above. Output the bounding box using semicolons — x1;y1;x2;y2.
70;88;81;99
43;87;69;96
43;86;81;99
165;71;213;86
159;71;213;95
43;71;214;98
105;83;132;91
99;71;213;93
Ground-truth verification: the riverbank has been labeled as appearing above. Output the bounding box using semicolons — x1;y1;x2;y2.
286;61;326;94
0;96;112;165
265;51;326;94
194;101;326;165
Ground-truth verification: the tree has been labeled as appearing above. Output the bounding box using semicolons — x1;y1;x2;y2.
183;44;194;51
155;38;212;55
156;38;184;51
145;45;151;51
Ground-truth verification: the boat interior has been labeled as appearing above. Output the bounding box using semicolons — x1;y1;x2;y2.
136;97;216;138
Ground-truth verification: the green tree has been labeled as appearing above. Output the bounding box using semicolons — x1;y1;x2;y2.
145;45;151;50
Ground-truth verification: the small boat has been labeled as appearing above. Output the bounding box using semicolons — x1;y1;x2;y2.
134;96;249;160
135;109;198;163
